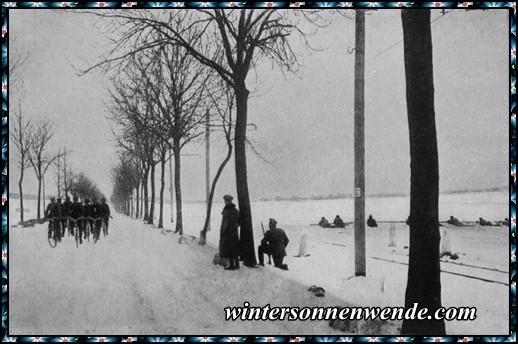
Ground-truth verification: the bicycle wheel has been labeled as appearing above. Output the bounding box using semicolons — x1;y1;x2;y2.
48;224;57;248
86;223;91;243
74;224;79;248
93;222;99;244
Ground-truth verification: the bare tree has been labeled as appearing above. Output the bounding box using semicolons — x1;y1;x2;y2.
109;41;211;233
401;9;445;336
200;82;235;245
82;9;325;266
27;118;62;219
9;36;29;88
10;100;33;224
69;172;104;202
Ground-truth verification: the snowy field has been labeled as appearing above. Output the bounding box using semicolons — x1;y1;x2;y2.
8;190;509;336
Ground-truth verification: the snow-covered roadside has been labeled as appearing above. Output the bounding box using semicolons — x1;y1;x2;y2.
9;212;398;336
8;191;509;336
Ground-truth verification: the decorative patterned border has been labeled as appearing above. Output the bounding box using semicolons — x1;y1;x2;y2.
1;1;516;342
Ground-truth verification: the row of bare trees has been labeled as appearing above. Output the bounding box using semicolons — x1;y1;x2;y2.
10;38;104;223
85;8;444;334
107;22;237;237
85;8;322;267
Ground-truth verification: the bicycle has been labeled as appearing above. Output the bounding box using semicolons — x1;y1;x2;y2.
47;218;61;248
85;220;91;243
70;217;85;248
93;217;103;243
85;217;102;243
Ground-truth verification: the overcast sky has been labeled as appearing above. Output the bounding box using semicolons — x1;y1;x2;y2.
8;8;508;203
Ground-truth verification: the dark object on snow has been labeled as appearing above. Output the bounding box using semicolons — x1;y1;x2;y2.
403;246;409;249
367;215;378;228
333;215;346;228
213;253;229;267
21;219;36;228
220;195;240;270
478;217;493;226
440;252;459;260
446;215;472;227
308;285;326;297
318;217;332;228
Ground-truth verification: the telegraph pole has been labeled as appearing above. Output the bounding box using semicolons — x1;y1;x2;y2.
205;108;211;232
169;147;174;223
354;9;366;277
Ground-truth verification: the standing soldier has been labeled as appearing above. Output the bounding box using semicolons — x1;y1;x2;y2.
219;195;240;271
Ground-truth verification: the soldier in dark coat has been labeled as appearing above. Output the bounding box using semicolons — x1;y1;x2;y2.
69;196;84;242
262;218;290;270
220;195;240;270
318;217;331;228
84;199;96;239
45;197;60;239
62;196;72;235
367;214;378;228
333;215;346;228
56;198;67;237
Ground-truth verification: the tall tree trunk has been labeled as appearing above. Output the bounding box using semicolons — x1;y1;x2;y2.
158;150;166;229
173;143;183;235
136;181;140;219
234;84;256;266
140;180;144;219
149;162;156;225
18;178;24;224
143;165;150;222
401;9;445;336
130;193;134;217
37;165;42;220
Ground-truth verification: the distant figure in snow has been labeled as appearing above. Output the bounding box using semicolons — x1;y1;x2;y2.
219;195;240;270
446;215;470;227
261;218;290;270
478;217;493;226
333;215;346;228
367;214;378;228
318;217;332;228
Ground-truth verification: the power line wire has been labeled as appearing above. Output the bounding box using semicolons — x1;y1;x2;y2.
367;10;454;62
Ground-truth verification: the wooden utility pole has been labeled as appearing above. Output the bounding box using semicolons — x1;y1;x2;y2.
205;109;211;232
169;147;174;223
354;9;366;277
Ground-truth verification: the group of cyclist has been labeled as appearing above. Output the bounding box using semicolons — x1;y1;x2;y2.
45;195;111;244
